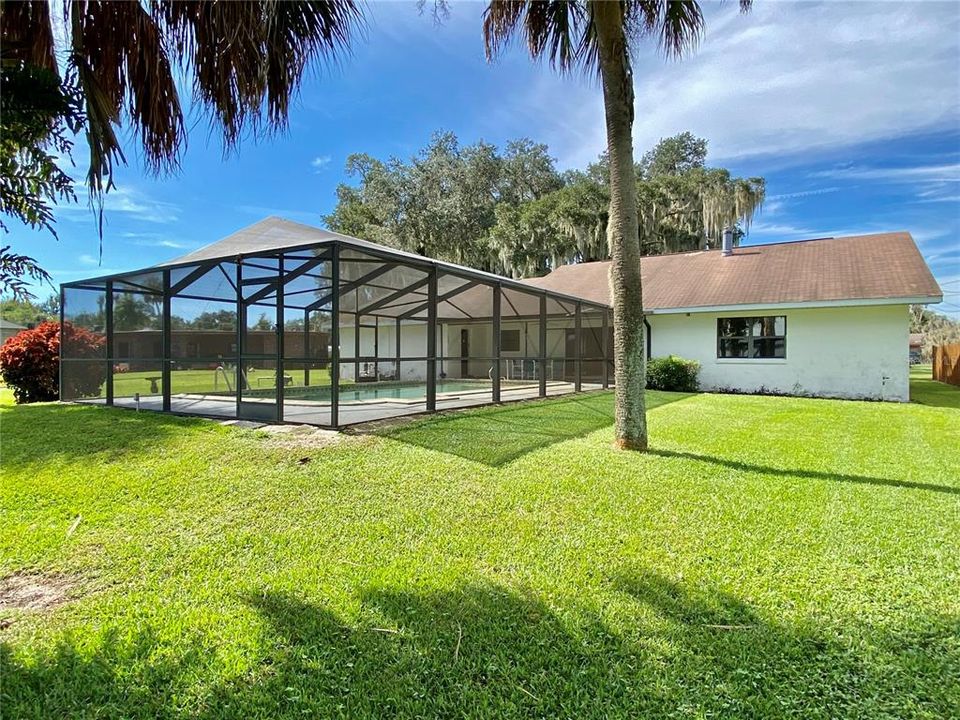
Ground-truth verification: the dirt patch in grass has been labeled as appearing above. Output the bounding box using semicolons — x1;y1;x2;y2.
0;572;76;614
253;424;363;451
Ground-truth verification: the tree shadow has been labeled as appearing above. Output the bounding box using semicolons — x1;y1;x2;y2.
909;377;960;410
611;570;957;718
0;625;216;719
379;390;695;467
649;449;960;496
0;401;214;469
4;575;955;718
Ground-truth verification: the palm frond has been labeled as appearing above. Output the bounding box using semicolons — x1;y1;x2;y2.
68;0;184;194
154;0;364;150
0;0;58;73
484;0;587;73
628;1;705;59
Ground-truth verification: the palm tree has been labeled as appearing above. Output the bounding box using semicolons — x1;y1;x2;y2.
1;0;364;205
484;0;751;450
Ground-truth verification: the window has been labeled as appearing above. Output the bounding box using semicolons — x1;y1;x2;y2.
500;328;521;352
717;316;786;358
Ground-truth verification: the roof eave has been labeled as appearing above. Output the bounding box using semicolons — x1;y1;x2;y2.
645;295;943;315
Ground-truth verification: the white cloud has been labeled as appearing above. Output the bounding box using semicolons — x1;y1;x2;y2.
310;155;332;171
120;232;191;249
811;163;960;182
517;1;960;168
61;186;179;224
918;194;960;204
78;253;98;266
49;267;124;277
766;187;843;201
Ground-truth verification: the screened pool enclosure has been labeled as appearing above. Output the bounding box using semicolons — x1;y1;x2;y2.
60;218;612;427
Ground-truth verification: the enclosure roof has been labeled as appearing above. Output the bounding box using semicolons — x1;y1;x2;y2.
69;217;607;310
159;217;350;265
522;232;943;312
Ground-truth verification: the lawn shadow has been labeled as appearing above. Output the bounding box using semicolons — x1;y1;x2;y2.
4;574;956;718
649;449;960;496
0;624;217;718
610;570;956;717
0;401;214;469
909;377;960;410
379;390;695;467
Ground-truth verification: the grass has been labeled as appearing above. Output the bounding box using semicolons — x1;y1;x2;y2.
909;364;960;409
1;380;958;718
111;368;333;397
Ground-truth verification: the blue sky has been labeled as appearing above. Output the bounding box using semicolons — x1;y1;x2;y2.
8;1;960;316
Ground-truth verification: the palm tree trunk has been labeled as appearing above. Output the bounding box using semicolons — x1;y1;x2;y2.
593;1;647;450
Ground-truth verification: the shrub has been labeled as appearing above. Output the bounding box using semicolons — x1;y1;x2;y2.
646;355;700;393
0;321;105;403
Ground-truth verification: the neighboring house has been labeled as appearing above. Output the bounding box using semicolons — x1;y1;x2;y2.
111;329;329;371
525;232;943;402
0;319;26;344
909;333;924;364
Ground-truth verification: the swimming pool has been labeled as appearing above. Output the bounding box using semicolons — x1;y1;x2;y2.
286;380;498;404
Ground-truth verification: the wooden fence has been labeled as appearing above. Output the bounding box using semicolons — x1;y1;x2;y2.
932;343;960;386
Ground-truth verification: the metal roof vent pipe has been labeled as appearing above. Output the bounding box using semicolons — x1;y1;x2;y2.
721;227;734;257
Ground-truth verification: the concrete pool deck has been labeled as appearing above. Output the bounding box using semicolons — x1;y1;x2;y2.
82;381;599;426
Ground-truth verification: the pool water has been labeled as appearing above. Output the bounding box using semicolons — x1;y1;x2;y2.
289;380;494;403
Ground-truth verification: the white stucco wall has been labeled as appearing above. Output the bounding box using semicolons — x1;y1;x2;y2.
338;322;428;381
648;304;910;401
338;319;583;382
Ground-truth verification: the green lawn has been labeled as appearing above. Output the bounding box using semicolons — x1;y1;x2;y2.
909;364;960;409
111;368;334;398
1;382;958;718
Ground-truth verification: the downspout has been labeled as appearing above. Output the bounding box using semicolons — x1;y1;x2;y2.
644;317;652;361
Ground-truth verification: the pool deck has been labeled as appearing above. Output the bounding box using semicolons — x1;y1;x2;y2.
86;381;599;426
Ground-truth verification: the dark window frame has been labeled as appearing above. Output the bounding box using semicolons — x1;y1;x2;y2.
717;315;787;359
500;328;521;352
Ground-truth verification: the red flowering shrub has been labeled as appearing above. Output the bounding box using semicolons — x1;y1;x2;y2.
0;321;106;403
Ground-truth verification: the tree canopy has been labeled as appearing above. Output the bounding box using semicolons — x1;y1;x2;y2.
324;130;765;277
910;305;960;360
0;0;364;294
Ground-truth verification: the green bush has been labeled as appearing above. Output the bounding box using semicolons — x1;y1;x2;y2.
646;355;700;392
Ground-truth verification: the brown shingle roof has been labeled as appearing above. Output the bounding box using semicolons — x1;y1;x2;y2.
521;232;942;311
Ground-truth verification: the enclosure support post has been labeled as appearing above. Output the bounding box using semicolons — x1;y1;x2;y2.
105;280;114;406
492;285;502;403
330;244;340;428
58;286;65;402
235;259;243;418
539;295;547;398
602;309;610;389
354;312;360;382
426;267;438;412
574;303;582;393
395;318;401;381
161;270;171;412
276;256;284;423
303;309;311;387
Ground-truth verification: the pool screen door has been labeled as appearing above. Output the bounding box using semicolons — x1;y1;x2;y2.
238;259;281;422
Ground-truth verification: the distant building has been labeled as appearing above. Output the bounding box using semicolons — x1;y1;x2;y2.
0;319;26;344
909;333;924;364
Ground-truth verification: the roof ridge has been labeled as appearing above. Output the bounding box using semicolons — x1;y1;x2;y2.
548;231;914;269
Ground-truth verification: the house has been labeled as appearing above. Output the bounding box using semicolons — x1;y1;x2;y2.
60;219;941;427
524;231;942;402
111;329;329;372
0;319;26;344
